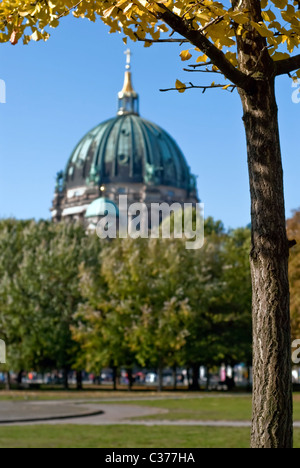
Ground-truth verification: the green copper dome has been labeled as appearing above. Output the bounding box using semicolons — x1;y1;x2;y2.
58;55;196;195
63;114;194;191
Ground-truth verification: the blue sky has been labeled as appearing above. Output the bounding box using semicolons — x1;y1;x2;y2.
0;15;299;229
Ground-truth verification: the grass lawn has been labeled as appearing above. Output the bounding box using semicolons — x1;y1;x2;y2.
0;425;250;448
100;396;300;422
1;394;300;447
0;425;300;448
0;390;195;401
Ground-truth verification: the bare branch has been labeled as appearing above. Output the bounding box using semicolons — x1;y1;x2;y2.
135;35;189;43
160;82;236;93
155;3;254;91
188;62;213;68
183;67;221;74
275;54;300;76
199;15;226;35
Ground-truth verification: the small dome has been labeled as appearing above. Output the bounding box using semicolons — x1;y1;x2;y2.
85;198;119;218
63;114;194;192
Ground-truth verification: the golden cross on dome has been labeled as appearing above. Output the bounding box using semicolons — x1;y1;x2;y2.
125;49;132;70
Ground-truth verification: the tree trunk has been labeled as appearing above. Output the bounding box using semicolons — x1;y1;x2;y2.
63;368;69;390
127;368;134;391
17;370;23;388
239;79;293;448
112;366;118;391
186;367;191;389
172;366;177;391
247;365;252;393
206;367;210;392
76;371;82;391
190;363;200;391
157;366;163;392
5;371;11;391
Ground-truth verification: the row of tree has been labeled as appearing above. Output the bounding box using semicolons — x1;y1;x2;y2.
2;210;299;390
0;216;255;390
1;208;298;391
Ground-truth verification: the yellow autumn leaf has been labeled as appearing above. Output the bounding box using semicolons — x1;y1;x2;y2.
225;51;238;67
175;79;186;93
196;54;208;63
103;6;116;18
180;50;192;61
271;51;290;60
223;84;231;90
271;0;288;8
18;9;35;17
31;30;42;41
230;12;249;25
158;24;169;33
251;21;274;37
261;10;276;22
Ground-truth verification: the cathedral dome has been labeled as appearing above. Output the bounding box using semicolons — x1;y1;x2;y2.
63;113;193;191
52;50;198;223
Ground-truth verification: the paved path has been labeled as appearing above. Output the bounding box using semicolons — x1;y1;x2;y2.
0;400;167;426
1;399;300;428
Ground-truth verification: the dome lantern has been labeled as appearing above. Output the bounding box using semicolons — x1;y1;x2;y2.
118;49;139;116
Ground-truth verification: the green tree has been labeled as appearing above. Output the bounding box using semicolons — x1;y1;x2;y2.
0;219;32;387
218;227;252;367
0;219;101;389
75;237;191;391
74;255;138;391
74;221;252;393
287;210;300;341
179;223;252;390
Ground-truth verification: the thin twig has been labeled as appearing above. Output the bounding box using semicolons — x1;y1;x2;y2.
188;62;213;68
135;35;189;43
56;0;84;20
198;15;226;35
183;67;221;73
160;82;236;93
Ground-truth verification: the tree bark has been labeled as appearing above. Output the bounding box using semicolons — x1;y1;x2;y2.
239;79;293;448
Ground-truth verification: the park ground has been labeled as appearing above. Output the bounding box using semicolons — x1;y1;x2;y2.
1;391;300;448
